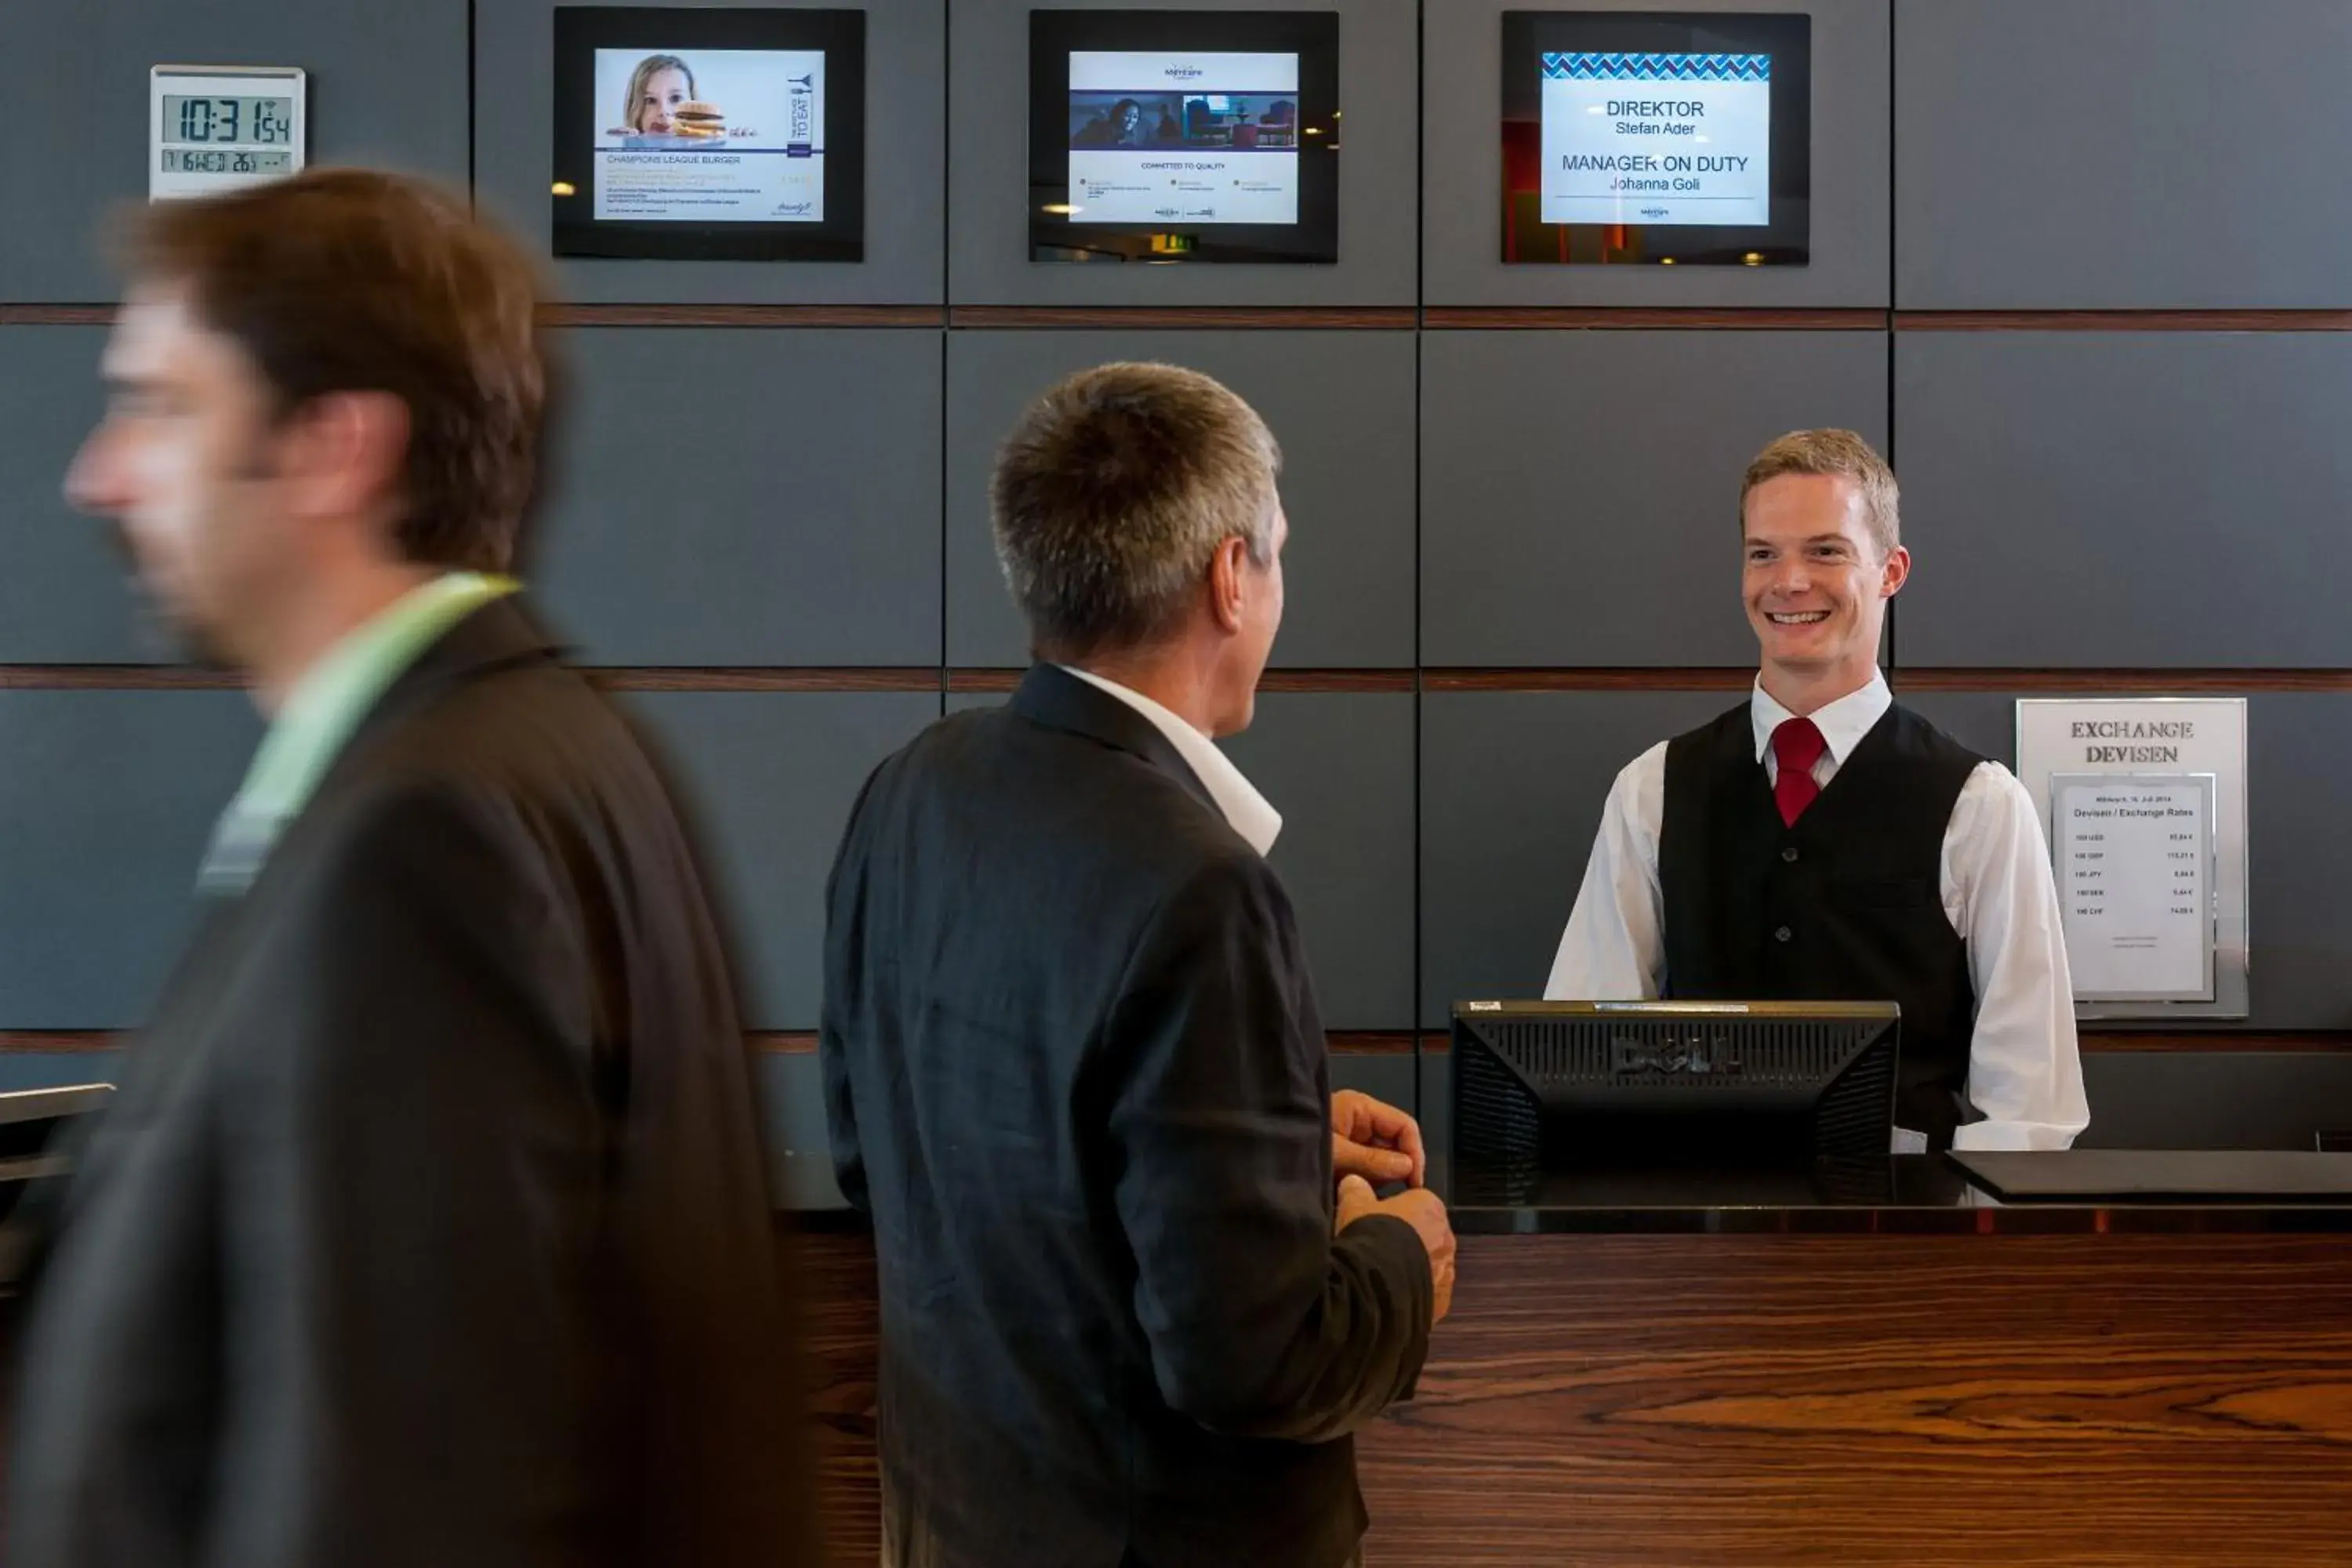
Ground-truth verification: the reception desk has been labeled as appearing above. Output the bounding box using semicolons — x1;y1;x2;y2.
799;1158;2352;1566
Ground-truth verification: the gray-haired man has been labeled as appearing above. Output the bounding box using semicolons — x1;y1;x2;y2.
822;362;1452;1568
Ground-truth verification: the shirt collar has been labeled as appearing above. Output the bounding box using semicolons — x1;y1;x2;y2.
1057;665;1283;856
1750;670;1892;768
200;572;518;893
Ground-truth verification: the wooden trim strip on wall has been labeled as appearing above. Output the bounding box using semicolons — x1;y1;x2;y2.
1890;670;2352;694
0;666;245;691
2083;1033;2352;1053
0;304;954;329
0;666;951;694
0;305;114;326
0;1033;126;1054
1896;310;2352;332
946;668;1417;695
947;306;1417;330
21;305;2352;332
14;666;2352;696
539;304;944;328
590;668;942;694
1422;668;1755;692
14;666;2352;695
1421;307;1887;331
1425;670;2352;695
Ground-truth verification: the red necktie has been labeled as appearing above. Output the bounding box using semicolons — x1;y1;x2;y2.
1772;717;1828;827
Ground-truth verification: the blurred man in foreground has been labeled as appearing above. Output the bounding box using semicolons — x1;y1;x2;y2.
822;362;1454;1568
9;168;812;1567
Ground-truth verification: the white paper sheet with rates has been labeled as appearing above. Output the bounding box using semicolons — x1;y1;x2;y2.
2052;776;2213;1000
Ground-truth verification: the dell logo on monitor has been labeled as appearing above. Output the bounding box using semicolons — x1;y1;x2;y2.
1611;1033;1742;1076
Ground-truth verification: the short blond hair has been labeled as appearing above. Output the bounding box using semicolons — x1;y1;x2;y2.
1740;428;1899;557
991;362;1281;661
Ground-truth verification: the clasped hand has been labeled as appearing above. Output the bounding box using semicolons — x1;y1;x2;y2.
1330;1091;1455;1325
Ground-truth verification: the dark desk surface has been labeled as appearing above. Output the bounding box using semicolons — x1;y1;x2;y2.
1441;1153;2352;1235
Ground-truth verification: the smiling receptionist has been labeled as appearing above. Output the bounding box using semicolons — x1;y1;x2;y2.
1544;430;2089;1152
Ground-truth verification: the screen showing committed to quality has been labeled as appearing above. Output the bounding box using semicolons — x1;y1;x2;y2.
1065;50;1301;226
1538;51;1770;227
593;47;826;222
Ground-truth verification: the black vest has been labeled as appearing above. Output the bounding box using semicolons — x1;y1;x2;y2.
1660;700;1984;1150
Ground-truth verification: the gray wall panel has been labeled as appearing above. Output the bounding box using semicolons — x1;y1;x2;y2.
944;332;1417;667
1221;693;1417;1029
534;328;942;665
626;691;938;1029
1896;690;2017;764
474;0;946;305
947;689;1416;1028
1423;0;1891;307
946;0;1417;307
1420;689;1738;1028
0;1053;128;1095
0;327;162;663
1897;334;2352;668
1897;0;2352;309
2236;695;2352;1031
0;1;470;301
1421;331;1889;666
0;693;260;1029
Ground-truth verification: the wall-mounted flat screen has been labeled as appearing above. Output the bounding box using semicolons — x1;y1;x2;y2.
553;7;865;263
1501;12;1809;267
1031;11;1339;265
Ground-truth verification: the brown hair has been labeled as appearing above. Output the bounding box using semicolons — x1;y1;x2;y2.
621;54;698;131
990;362;1281;661
1740;428;1900;557
120;166;551;574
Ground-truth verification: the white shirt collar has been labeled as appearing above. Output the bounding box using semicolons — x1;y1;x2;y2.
1749;670;1893;768
1058;665;1283;856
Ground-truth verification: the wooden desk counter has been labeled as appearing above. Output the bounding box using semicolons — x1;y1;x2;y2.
801;1161;2352;1566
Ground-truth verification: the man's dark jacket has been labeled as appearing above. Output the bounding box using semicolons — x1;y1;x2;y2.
8;598;815;1567
822;663;1433;1568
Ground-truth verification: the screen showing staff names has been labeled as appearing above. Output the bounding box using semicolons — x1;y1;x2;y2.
1537;53;1770;227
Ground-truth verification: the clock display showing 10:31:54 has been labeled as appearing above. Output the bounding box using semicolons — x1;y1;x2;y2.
162;95;294;146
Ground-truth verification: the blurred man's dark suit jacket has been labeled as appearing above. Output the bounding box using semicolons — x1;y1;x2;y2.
6;598;815;1567
822;663;1433;1568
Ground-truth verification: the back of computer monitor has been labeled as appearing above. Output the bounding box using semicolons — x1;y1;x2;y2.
1449;1001;1898;1207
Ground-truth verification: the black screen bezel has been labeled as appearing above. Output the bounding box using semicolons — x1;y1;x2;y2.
1029;9;1341;266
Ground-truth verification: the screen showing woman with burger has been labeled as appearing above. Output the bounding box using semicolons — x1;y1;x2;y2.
556;7;862;259
605;52;760;143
